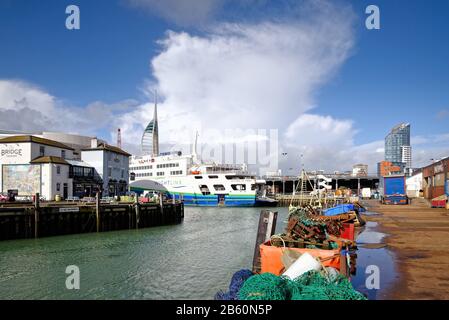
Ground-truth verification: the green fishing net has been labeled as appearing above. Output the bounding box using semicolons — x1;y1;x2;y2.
238;271;367;301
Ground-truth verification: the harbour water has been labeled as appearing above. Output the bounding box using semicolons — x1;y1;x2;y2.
0;207;396;299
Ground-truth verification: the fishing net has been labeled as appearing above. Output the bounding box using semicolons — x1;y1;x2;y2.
238;271;367;301
215;269;253;300
238;273;290;300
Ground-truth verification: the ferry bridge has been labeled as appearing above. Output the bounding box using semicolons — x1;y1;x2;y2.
263;174;380;195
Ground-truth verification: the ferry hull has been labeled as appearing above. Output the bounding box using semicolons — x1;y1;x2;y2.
168;193;257;207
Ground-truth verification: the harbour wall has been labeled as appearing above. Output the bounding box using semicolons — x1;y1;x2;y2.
0;200;184;241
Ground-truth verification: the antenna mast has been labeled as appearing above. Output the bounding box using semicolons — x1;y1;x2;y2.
117;128;122;149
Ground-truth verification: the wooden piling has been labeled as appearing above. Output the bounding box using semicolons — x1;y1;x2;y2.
252;210;278;273
96;192;100;232
135;198;140;229
34;193;40;238
159;193;164;215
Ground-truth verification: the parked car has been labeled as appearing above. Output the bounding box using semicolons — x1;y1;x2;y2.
0;193;10;202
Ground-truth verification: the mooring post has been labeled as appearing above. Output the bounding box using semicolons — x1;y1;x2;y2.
96;192;100;232
135;196;140;229
34;193;40;238
252;210;278;274
159;193;164;215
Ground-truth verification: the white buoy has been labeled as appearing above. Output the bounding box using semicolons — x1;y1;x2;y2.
282;252;322;280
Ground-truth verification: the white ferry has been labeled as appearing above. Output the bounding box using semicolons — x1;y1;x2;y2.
129;152;269;206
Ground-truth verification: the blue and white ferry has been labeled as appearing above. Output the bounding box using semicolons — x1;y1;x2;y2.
129;151;270;207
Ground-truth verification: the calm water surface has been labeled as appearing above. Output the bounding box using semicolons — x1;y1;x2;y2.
0;207;396;299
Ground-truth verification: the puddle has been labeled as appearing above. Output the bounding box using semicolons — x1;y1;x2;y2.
349;214;398;300
356;221;387;244
361;210;381;217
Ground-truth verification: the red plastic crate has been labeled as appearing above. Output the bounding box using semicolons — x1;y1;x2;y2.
340;223;355;241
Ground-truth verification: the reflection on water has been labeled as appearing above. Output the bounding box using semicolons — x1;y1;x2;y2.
0;208;397;300
350;214;397;300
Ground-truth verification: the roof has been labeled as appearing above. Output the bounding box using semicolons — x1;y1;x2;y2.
82;142;131;157
30;156;70;165
65;159;94;168
0;135;74;150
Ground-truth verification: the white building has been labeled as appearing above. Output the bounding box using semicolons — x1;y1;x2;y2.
406;170;423;198
81;139;130;197
401;145;412;169
0;135;75;200
352;164;368;177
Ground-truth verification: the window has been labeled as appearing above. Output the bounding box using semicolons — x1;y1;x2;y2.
108;167;112;177
231;184;246;191
121;169;124;179
194;176;203;179
251;184;256;190
61;150;66;159
157;172;164;176
170;171;182;175
39;146;45;156
208;175;218;179
56;166;61;175
199;185;210;195
56;183;61;192
213;184;226;191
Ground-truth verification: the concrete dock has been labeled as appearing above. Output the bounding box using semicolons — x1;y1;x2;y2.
362;199;449;299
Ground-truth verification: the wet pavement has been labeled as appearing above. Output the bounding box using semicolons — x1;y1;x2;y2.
350;214;399;300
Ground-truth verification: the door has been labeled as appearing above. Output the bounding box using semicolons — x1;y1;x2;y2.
218;194;225;205
63;183;68;200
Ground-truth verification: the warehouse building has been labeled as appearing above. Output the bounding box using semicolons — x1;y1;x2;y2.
422;157;449;200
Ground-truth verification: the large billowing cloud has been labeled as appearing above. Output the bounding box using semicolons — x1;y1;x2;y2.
115;0;356;172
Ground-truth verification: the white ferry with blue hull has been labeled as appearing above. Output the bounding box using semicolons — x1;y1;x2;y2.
129;152;267;207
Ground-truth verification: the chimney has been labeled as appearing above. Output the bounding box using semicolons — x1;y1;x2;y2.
91;138;98;148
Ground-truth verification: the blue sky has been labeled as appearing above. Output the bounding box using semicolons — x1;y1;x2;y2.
0;0;448;172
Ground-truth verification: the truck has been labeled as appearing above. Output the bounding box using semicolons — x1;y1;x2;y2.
381;174;408;205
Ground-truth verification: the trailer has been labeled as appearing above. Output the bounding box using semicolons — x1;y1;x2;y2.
381;174;408;205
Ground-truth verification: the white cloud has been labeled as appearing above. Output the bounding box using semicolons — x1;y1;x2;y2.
0;79;139;142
